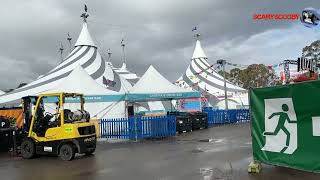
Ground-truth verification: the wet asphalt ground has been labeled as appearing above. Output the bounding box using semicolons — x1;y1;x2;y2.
1;123;320;180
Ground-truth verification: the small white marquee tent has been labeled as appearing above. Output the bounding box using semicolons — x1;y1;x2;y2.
128;65;200;113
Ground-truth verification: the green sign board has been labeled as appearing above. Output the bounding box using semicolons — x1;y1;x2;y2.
251;80;320;172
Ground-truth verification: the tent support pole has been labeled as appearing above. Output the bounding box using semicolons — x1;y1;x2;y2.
125;100;128;118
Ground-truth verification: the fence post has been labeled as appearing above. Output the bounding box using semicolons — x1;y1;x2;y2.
128;116;135;140
134;116;138;141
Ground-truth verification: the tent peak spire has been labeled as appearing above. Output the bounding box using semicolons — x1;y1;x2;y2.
75;5;96;48
80;4;89;23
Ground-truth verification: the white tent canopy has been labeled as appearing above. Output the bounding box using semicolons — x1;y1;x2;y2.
128;65;200;101
0;90;5;95
176;39;248;109
42;66;126;119
44;66;122;96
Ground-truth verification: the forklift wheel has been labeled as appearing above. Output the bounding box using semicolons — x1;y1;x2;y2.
85;148;96;155
21;139;35;159
59;144;75;161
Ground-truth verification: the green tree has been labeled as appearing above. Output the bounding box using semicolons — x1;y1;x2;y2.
302;40;320;61
219;64;278;89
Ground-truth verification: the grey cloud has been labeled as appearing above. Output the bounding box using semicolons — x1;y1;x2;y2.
0;0;320;90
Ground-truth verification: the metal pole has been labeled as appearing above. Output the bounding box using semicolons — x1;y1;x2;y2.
217;59;229;123
217;60;228;111
67;33;72;53
59;43;64;63
121;41;126;64
222;62;228;111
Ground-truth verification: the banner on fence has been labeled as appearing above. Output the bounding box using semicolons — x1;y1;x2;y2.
250;80;320;172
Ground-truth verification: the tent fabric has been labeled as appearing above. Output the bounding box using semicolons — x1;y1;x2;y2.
113;63;139;80
128;65;200;101
176;39;248;108
111;62;175;112
0;90;5;95
0;21;131;107
43;66;122;96
192;40;207;59
75;22;96;47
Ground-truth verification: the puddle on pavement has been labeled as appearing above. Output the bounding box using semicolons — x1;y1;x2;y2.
198;138;225;143
200;167;234;180
191;147;205;153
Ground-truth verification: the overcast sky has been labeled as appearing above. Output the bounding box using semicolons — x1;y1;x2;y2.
1;0;320;90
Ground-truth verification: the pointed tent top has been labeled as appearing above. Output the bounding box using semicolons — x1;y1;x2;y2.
75;22;96;47
120;63;127;70
192;40;207;59
0;90;5;95
131;65;192;94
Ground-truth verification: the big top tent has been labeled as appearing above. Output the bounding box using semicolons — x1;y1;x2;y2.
0;11;132;118
176;38;249;109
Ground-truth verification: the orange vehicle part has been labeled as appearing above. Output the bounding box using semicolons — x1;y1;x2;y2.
0;108;23;128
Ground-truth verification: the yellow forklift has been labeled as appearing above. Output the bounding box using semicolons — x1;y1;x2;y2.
20;92;96;161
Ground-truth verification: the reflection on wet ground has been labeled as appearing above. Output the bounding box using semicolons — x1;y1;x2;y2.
1;123;319;180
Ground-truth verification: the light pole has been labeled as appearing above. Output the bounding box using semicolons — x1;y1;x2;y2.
217;59;228;111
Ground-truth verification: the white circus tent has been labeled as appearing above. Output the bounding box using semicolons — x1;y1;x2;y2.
0;14;131;118
109;58;176;112
176;39;248;109
128;65;200;113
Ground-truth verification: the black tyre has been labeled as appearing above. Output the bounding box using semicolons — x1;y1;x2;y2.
59;144;75;161
85;148;96;155
21;139;35;159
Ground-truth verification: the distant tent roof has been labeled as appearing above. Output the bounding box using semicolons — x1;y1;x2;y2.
0;90;5;95
114;63;139;80
128;65;200;101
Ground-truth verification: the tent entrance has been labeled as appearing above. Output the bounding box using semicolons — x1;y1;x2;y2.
127;104;134;116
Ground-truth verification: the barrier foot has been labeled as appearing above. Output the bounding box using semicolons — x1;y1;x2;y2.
248;161;262;173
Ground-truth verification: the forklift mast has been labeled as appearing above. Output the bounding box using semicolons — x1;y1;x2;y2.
21;96;37;133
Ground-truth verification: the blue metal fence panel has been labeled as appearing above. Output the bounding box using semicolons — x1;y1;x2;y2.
100;115;176;140
99;118;130;139
203;109;250;126
139;115;176;138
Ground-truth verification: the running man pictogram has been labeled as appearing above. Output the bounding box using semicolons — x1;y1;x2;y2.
263;104;297;153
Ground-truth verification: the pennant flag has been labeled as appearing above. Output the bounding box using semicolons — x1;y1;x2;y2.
103;76;116;87
192;26;197;31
